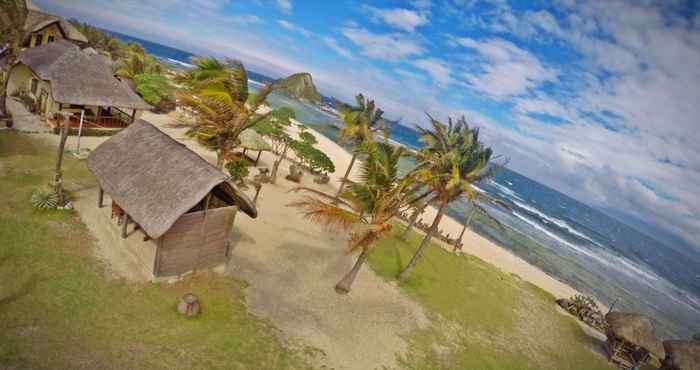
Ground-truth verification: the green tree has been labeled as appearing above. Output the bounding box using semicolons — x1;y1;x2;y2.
453;193;509;252
332;94;386;204
178;57;273;168
254;107;296;183
0;0;29;118
397;116;502;281
113;51;161;80
290;142;417;293
133;72;172;106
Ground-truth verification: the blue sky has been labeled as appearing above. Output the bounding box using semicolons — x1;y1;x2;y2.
38;0;700;250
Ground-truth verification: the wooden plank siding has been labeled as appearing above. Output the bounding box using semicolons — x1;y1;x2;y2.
155;206;238;277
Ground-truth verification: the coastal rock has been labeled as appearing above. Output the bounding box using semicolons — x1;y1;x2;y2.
273;73;322;103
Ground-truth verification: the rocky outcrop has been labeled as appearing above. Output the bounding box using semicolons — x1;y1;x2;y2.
274;72;322;103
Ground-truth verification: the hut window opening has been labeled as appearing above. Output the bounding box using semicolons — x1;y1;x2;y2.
30;78;38;95
47;35;55;43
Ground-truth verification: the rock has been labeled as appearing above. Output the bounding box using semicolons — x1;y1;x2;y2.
285;164;304;183
313;174;330;184
273;73;322;103
177;293;201;316
556;298;571;309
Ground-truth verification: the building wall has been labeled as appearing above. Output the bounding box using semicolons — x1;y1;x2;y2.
29;24;64;48
7;64;57;116
155;206;238;277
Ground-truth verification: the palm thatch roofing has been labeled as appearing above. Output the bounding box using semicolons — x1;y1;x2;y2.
22;4;88;44
14;41;150;110
86;120;257;239
239;129;272;151
606;312;666;359
663;340;700;370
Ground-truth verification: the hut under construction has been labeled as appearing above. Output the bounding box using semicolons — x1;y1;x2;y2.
605;312;666;370
661;340;700;370
86;120;257;278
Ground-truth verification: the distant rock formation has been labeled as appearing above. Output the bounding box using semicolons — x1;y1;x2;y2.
274;72;322;103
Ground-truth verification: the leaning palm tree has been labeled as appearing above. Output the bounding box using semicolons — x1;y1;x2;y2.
332;94;386;204
178;57;272;168
0;0;29;118
397;115;503;281
290;141;418;293
453;192;510;252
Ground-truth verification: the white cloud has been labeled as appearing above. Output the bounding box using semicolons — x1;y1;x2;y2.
322;36;353;59
342;27;423;61
411;58;452;86
455;37;557;98
365;6;429;32
278;20;312;37
277;0;292;14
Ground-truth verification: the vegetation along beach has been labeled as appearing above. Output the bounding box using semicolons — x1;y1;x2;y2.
1;0;699;369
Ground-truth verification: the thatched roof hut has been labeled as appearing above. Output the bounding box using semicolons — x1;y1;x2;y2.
239;129;272;151
22;2;88;45
605;312;666;369
86;120;257;277
14;41;150;110
662;340;700;370
87;119;256;239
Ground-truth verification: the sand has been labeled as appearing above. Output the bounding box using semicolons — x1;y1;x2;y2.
17;101;589;368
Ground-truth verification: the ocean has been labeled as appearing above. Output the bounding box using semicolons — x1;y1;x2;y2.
113;32;700;339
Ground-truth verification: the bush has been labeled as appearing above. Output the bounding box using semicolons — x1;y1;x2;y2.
291;141;335;174
225;158;249;182
11;90;36;112
30;189;58;210
134;72;173;106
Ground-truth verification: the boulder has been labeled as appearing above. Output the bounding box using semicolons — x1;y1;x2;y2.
285;164;304;183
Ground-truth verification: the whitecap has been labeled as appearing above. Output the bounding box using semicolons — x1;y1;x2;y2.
166;58;194;69
511;200;600;246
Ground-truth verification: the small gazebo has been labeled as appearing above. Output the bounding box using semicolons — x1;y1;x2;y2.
605;312;666;370
661;340;700;370
87;119;257;277
238;129;271;165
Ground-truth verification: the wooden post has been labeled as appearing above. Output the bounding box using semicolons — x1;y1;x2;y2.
121;214;130;238
97;187;103;208
254;150;262;165
130;109;136;124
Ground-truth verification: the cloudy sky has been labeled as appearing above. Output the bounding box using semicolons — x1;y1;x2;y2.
37;0;700;250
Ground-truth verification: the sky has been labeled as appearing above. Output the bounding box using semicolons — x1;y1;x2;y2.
37;0;700;251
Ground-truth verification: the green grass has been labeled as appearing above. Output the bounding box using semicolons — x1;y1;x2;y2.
368;226;613;370
0;131;314;370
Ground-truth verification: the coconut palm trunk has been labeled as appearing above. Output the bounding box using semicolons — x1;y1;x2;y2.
333;152;357;204
271;143;289;184
54;118;69;206
0;72;10;118
335;247;370;294
398;202;447;281
400;205;424;241
454;207;476;252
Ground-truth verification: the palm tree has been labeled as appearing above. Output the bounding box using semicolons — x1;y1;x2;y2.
453;193;509;252
0;0;29;118
399;199;427;241
112;51;161;80
332;94;386;204
397;115;502;281
290;142;418;293
178;57;272;168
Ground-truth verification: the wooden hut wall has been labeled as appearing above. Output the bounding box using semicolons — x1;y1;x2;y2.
154;205;238;276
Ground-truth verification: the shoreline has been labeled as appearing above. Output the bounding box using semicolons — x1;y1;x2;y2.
293;117;588;302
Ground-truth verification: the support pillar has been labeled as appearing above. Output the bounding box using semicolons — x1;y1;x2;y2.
121;214;130;238
97;187;104;208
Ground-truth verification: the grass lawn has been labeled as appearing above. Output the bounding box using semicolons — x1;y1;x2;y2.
0;131;314;370
368;226;613;370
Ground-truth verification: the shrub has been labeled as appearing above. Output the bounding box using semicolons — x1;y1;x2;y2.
225;158;250;182
134;72;173;106
30;189;58;210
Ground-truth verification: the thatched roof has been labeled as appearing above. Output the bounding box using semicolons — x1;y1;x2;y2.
239;129;272;151
14;41;150;110
22;6;88;44
663;340;700;370
606;312;666;359
87;120;257;239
